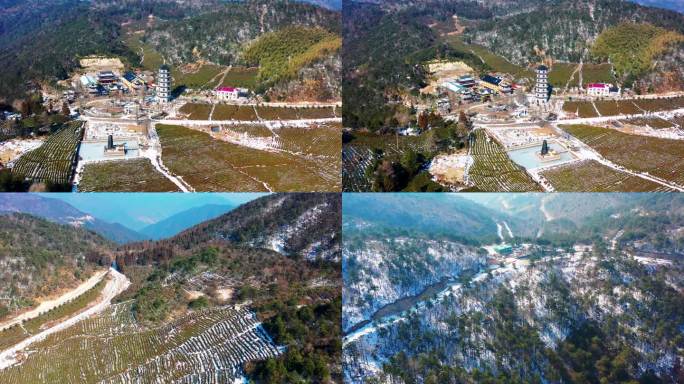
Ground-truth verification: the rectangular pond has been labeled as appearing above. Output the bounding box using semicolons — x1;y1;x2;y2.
78;140;140;162
507;142;575;170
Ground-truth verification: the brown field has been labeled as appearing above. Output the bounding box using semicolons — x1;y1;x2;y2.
548;63;579;89
562;124;684;185
621;117;674;129
213;105;259;121
79;158;180;192
541;159;673;192
178;103;212;120
220;67;258;89
594;100;641;116
581;64;616;85
156;123;341;192
562;98;681;118
179;104;337;121
633;97;684;112
563;101;599;118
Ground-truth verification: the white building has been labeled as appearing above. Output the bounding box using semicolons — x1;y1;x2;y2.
214;86;248;101
215;87;240;101
587;83;610;96
156;64;172;103
587;83;620;97
535;65;549;102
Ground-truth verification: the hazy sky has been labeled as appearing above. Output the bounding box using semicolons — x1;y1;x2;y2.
43;193;268;230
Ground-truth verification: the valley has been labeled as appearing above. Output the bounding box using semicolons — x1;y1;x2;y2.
0;193;342;383
342;193;684;383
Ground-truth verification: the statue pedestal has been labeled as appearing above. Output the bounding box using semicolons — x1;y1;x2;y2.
536;151;561;162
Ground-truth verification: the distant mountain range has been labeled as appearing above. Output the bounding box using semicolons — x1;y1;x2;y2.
0;194;144;244
298;0;342;10
119;193;342;264
345;193;684;245
139;204;235;240
630;0;684;13
344;193;504;242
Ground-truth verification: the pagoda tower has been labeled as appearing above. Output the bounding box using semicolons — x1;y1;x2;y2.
156;64;172;103
535;65;549;103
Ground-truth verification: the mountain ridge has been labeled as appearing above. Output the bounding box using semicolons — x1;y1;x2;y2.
139;203;236;240
0;194;145;244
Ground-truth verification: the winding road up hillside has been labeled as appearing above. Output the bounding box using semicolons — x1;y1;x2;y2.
0;268;130;370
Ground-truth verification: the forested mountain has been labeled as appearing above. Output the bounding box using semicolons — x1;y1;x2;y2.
0;0;341;105
0;0;135;104
344;193;505;242
342;0;490;130
145;0;339;66
242;25;341;98
343;194;684;384
0;213;112;318
119;193;341;265
466;0;684;65
0;194;342;383
111;193;342;383
0;194;145;244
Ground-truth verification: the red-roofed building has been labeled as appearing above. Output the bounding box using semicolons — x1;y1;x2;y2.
215;86;240;101
587;83;611;96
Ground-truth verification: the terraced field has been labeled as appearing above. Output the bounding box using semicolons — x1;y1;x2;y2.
467;130;542;192
0;304;281;384
562;101;600;118
594;100;641;116
342;145;373;192
562;124;684;186
562;98;682;118
443;36;534;82
541;159;674;192
341;132;435;192
178;103;215;120
257;106;337;120
220;67;258;89
633;96;684;112
580;63;615;85
78;158;180;192
173;65;225;90
156;124;341;191
0;279;106;351
621;117;674;129
179;103;337;121
214;105;258;121
11;122;83;185
548;63;578;89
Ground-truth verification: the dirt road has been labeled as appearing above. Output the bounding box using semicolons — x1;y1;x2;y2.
0;269;108;332
0;268;130;370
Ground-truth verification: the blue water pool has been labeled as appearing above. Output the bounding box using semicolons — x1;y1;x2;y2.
78;140;140;162
507;142;575;169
